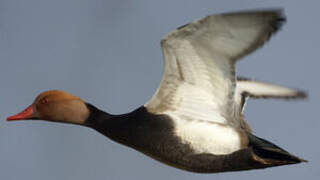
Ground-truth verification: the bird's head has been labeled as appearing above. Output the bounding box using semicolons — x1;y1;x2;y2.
7;90;89;125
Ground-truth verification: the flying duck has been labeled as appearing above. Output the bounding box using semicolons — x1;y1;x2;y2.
7;9;307;173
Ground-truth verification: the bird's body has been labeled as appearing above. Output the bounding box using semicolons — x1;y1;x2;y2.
7;9;307;173
84;103;303;173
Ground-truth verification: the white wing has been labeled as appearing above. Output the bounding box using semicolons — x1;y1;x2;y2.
145;10;285;126
235;77;307;131
235;77;306;115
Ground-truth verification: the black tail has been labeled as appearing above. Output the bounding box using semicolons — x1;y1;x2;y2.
247;133;307;165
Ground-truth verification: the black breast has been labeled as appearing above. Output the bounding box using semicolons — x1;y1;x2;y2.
86;105;195;166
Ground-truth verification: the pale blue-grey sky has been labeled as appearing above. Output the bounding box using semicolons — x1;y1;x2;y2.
0;0;318;179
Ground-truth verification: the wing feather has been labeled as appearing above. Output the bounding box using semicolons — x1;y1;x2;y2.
145;10;285;126
235;77;307;113
235;77;307;131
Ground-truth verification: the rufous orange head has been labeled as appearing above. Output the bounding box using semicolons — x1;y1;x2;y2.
7;90;89;125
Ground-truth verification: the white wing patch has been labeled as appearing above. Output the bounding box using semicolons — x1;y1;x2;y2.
170;112;243;155
167;83;228;124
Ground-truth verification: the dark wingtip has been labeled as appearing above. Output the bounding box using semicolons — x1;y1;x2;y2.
273;12;286;32
241;8;287;33
262;8;286;33
295;90;308;99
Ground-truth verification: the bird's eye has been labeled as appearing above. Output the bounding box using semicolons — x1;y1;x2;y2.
40;97;49;104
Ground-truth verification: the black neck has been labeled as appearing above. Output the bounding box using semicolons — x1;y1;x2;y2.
84;103;141;143
84;103;113;128
83;103;179;151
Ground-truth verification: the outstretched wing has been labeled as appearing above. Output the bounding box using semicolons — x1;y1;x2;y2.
235;77;307;113
145;10;285;126
235;77;307;131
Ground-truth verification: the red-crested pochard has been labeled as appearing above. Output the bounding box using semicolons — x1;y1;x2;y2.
8;9;307;173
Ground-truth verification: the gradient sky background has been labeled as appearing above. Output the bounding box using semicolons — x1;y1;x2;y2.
0;0;318;179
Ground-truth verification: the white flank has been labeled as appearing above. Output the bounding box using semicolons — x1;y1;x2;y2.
171;113;242;155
